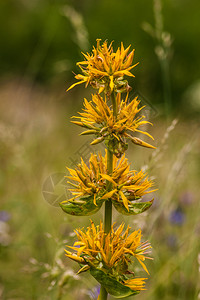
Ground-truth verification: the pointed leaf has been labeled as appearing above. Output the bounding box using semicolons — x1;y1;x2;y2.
90;136;104;145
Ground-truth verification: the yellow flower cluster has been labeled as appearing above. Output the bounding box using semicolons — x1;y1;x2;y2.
63;151;155;212
67;39;138;94
66;153;106;205
72;93;155;157
65;221;151;292
102;154;156;211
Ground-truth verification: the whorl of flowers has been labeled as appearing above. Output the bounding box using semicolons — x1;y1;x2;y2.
65;221;152;293
67;39;138;95
72;93;155;157
61;152;156;214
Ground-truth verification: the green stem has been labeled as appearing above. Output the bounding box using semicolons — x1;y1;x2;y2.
99;285;108;300
99;143;113;300
99;91;117;300
105;149;113;233
99;149;113;300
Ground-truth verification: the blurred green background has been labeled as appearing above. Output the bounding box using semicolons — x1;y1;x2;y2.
1;0;200;113
0;0;200;299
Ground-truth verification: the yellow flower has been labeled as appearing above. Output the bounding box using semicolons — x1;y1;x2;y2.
102;153;157;212
65;153;107;205
64;151;156;212
67;39;138;94
123;278;147;291
72;93;156;157
65;221;152;292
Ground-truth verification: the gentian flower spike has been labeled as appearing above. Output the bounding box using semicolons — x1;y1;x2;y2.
61;39;157;299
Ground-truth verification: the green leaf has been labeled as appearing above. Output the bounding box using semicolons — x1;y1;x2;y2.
90;267;139;298
59;195;103;216
113;199;154;215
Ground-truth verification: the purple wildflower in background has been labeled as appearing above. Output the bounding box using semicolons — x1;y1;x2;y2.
169;208;185;225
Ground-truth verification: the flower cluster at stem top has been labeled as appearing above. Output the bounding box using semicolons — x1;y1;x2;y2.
67;39;138;95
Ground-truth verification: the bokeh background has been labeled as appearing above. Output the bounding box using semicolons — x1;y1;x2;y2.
0;0;200;299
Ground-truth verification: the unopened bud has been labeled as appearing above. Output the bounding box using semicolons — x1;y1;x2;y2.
91;136;104;145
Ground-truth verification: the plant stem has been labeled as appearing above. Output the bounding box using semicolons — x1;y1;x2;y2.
99;91;116;300
105;149;113;234
99;149;113;300
99;285;108;300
